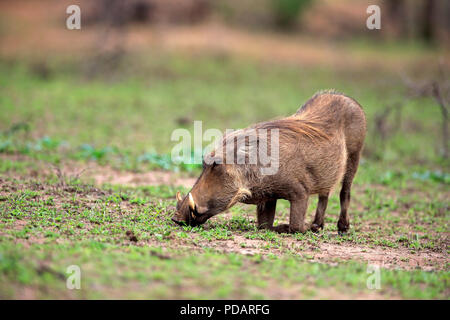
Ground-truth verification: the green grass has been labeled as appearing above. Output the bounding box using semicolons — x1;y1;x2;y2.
0;176;448;299
1;241;447;299
0;52;447;170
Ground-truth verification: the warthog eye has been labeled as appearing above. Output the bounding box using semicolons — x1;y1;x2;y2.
207;199;217;210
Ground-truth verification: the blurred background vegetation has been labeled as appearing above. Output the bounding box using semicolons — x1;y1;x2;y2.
0;0;449;176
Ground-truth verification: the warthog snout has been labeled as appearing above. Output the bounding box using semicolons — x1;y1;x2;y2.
171;217;185;226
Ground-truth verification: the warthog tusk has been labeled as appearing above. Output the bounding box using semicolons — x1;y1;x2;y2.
188;193;195;211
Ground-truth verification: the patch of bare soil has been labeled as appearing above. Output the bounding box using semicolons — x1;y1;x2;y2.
312;243;446;271
53;160;196;188
197;235;448;272
87;167;196;188
1;154;196;188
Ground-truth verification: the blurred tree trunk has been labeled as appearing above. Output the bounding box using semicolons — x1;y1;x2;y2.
421;0;436;44
385;0;406;38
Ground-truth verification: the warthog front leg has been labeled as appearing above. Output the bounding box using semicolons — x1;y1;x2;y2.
256;199;277;230
273;194;308;234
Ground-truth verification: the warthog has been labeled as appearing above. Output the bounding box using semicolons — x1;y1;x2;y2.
172;90;366;234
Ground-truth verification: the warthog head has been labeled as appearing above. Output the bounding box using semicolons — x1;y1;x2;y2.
171;127;280;227
171;159;252;227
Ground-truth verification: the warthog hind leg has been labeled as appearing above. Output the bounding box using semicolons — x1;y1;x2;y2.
338;152;360;235
310;193;329;232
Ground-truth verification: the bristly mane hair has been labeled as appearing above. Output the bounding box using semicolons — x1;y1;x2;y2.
307;88;343;99
257;90;343;141
231;90;345;144
300;89;346;110
255;118;329;142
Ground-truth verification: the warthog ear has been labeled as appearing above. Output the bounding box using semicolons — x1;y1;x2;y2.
238;188;252;199
228;187;252;208
176;191;183;202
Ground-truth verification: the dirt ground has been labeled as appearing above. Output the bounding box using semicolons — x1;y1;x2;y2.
2;155;448;272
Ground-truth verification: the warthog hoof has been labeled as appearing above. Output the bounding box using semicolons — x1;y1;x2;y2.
309;223;323;233
272;224;291;234
337;220;350;236
272;224;306;234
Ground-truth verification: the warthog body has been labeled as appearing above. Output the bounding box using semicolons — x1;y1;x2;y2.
173;90;366;234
